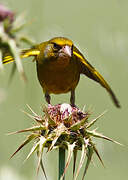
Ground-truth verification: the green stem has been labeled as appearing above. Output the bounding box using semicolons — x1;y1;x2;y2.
59;147;65;180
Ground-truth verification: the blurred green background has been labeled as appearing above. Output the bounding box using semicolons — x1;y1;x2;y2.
0;0;127;179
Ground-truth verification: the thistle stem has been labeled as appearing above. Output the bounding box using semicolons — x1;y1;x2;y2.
59;147;65;180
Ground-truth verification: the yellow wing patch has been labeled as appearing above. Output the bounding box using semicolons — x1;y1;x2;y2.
73;50;93;70
21;49;40;58
3;55;14;64
2;49;40;64
73;47;120;107
73;49;110;90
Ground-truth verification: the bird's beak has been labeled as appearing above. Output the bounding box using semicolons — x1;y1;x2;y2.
61;45;72;57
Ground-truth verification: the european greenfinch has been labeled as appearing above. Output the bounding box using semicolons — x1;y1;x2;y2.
2;37;120;107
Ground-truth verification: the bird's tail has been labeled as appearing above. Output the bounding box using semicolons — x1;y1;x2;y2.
93;70;121;108
2;48;40;64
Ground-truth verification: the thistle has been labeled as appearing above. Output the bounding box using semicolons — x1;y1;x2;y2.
9;103;121;180
0;4;34;79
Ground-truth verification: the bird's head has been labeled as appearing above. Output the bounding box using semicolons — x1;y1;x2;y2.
49;37;73;58
37;37;74;66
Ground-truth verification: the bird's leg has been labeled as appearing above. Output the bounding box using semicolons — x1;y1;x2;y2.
70;90;75;107
45;92;51;104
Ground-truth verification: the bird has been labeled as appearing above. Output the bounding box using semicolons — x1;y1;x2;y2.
2;37;120;108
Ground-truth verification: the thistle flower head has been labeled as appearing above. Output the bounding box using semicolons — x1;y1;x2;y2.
9;104;121;180
0;4;34;79
0;4;14;23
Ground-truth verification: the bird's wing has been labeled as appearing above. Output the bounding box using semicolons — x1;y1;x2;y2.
2;48;40;64
21;49;40;58
73;45;120;108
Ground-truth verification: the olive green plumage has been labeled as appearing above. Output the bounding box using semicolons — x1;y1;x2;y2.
2;37;120;108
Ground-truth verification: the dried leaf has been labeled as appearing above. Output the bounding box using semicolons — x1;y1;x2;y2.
91;142;104;167
46;112;56;126
37;137;47;174
7;63;16;85
49;124;67;151
74;144;87;180
86;130;122;145
43;105;56;125
21;109;36;120
86;110;107;129
61;142;75;180
70;114;89;131
8;125;45;135
26;104;38;116
48;137;59;151
22;109;42;124
10;134;37;159
8;38;26;81
63;115;72;124
82;146;93;180
73;150;77;178
25;141;39;161
40;158;48;180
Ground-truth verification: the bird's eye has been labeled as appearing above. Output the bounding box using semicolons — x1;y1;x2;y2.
53;43;61;50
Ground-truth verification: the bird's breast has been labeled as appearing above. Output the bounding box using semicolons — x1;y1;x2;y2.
36;58;80;94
